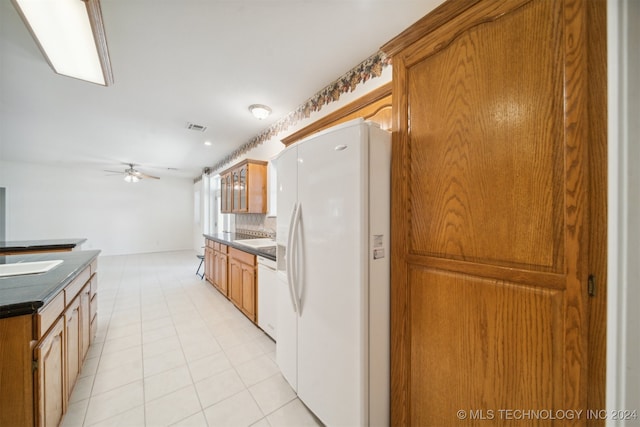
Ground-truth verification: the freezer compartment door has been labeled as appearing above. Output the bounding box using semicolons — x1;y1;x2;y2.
295;120;369;426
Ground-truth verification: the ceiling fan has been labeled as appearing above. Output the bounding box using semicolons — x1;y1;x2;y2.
105;163;160;183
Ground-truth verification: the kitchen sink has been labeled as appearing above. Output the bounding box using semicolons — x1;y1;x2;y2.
233;238;276;249
0;260;64;278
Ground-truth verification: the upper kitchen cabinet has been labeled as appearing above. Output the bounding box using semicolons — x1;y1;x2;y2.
220;159;268;214
220;172;233;213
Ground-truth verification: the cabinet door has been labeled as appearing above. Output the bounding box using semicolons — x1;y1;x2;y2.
34;317;65;427
221;173;233;213
217;252;228;295
225;174;233;213
386;0;602;424
229;258;242;308
232;170;240;213
238;165;248;212
240;263;256;321
246;163;267;214
220;174;228;212
79;284;91;362
64;298;80;401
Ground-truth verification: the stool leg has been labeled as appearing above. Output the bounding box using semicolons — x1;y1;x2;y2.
196;258;204;279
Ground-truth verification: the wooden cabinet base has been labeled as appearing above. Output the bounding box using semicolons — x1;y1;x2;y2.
0;265;97;426
0;315;35;426
204;238;258;324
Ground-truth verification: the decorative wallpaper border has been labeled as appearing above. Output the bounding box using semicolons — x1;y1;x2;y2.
209;51;391;173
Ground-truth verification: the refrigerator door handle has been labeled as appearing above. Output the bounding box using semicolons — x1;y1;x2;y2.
286;202;300;314
290;202;302;315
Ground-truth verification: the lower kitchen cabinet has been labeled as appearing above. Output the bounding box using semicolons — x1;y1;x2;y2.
0;259;98;427
204;237;267;325
215;246;228;295
229;259;242;307
205;239;229;296
35;317;66;427
65;296;81;402
228;247;257;322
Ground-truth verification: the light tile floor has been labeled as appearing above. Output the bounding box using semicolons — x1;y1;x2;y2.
61;251;322;427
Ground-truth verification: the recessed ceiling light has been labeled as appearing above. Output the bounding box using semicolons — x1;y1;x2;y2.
249;104;272;120
204;140;212;146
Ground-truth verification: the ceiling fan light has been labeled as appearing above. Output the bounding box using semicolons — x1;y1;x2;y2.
249;104;271;120
124;174;139;183
12;0;113;86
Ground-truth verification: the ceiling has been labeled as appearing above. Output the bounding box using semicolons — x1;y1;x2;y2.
1;0;443;180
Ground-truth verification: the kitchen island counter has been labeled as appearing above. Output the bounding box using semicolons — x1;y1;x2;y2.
0;250;100;318
0;237;87;254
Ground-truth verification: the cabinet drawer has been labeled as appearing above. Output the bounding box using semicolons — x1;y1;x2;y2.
213;242;220;251
218;243;228;254
64;267;91;305
36;291;65;339
229;247;255;266
206;239;214;249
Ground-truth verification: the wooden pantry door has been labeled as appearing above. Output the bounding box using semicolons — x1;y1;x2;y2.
384;0;606;425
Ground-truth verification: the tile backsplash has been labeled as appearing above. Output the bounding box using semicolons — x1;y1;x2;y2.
235;214;276;238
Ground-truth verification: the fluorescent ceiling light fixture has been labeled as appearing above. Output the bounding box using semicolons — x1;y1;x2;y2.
249;104;272;120
12;0;113;86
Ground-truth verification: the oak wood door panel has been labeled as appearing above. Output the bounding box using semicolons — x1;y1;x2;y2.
241;263;256;321
406;0;564;272
387;0;600;425
65;297;80;400
409;267;563;425
0;315;34;427
218;252;228;295
35;317;66;427
229;258;242;308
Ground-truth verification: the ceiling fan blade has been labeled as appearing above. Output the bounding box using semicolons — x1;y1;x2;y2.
137;172;160;180
104;170;124;174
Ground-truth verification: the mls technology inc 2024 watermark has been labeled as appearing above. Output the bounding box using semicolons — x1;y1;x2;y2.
456;409;638;422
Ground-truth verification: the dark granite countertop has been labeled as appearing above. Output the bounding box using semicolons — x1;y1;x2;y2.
0;250;101;319
0;238;87;252
204;233;276;261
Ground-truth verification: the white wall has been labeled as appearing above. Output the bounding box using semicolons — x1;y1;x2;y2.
192;178;205;253
0;160;193;255
607;0;640;423
194;67;393;241
211;66;392;174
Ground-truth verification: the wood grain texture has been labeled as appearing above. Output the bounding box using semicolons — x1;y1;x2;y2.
65;296;81;401
389;0;600;424
585;0;607;423
561;0;590;417
390;54;411;427
0;315;34;427
35;317;66;427
407;0;564;272
409;267;563;426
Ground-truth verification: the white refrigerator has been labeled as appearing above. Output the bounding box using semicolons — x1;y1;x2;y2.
274;118;390;426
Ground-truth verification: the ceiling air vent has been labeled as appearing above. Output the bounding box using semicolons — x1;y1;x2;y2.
186;122;207;132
